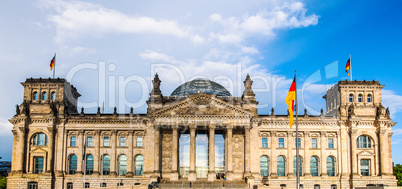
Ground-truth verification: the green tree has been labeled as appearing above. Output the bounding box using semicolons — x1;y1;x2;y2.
0;175;6;189
394;164;402;186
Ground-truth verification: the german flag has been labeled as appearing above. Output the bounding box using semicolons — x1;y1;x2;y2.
345;58;351;76
50;54;55;71
285;76;296;128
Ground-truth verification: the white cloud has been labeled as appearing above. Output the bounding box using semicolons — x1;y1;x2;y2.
41;0;204;44
208;2;319;40
382;89;402;118
0;117;12;136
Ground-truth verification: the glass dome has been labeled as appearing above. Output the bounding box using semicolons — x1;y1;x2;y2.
170;78;231;96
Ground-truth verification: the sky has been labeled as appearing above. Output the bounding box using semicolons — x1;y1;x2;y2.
0;0;402;164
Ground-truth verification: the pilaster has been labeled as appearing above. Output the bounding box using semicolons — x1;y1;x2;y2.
208;124;216;181
188;124;196;181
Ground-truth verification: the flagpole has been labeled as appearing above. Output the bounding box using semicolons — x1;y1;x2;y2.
350;54;352;81
118;140;121;189
53;53;56;79
101;133;104;188
295;70;300;189
83;133;87;189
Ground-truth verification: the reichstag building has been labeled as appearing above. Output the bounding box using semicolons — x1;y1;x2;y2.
7;74;397;188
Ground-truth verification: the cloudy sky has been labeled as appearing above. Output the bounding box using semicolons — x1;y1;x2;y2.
1;0;402;164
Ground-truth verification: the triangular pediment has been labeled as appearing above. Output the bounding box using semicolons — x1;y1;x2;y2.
153;93;252;117
30;147;48;155
357;150;374;157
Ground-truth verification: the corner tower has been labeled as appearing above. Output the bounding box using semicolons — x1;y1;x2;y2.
323;80;384;118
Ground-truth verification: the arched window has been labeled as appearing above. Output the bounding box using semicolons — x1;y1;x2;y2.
135;155;144;175
42;91;47;100
68;154;77;174
349;94;354;102
310;156;319;176
357;135;372;148
367;94;372;102
277;156;286;176
118;155;127;175
51;92;56;101
260;156;269;176
102;155;110;175
32;133;48;146
358;94;363;102
33;92;38;100
293;156;302;176
327;156;335;176
86;155;94;175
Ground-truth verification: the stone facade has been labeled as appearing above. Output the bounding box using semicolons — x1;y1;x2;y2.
7;76;397;189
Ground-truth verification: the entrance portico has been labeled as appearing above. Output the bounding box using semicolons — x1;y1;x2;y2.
159;123;250;182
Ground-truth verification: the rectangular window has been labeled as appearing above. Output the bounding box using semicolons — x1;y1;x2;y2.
67;183;73;189
314;185;320;189
295;138;301;148
101;183;107;187
28;182;38;189
34;157;44;174
278;138;284;148
70;136;76;147
103;136;109;147
85;183;90;188
328;138;334;148
120;137;126;147
361;159;370;176
262;138;268;148
312;138;317;148
137;137;143;147
87;136;93;147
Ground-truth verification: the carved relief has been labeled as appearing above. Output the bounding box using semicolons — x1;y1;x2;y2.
232;131;244;173
161;130;173;172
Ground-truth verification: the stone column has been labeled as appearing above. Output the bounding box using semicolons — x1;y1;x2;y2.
226;126;233;180
126;131;134;176
76;130;83;174
93;130;100;174
46;126;54;174
244;126;251;177
320;131;327;176
208;124;216;181
351;129;358;177
336;131;342;177
171;126;179;180
154;126;161;177
18;127;26;174
379;129;390;175
110;130;117;176
287;131;294;177
188;124;196;181
10;129;18;174
270;131;277;177
340;123;349;178
388;132;393;175
56;124;66;176
304;131;311;177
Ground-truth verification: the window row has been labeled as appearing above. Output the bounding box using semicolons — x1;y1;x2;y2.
32;91;56;101
70;136;143;147
349;93;372;103
261;135;373;149
67;154;144;176
261;137;335;149
259;156;336;177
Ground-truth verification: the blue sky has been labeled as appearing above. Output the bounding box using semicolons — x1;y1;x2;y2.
1;0;402;164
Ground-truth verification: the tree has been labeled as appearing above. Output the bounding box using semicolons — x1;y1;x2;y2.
394;164;402;186
0;175;6;189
